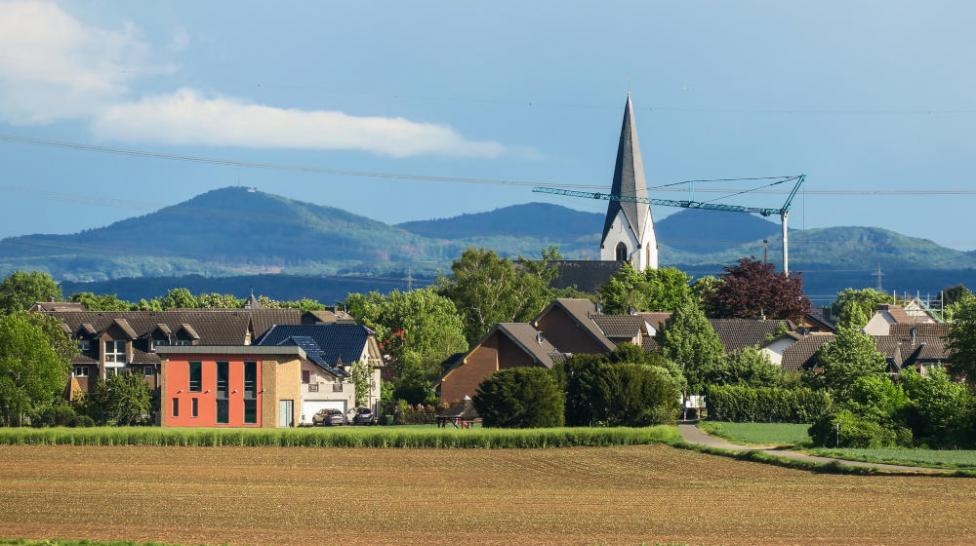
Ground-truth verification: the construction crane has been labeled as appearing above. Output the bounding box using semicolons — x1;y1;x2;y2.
532;174;806;274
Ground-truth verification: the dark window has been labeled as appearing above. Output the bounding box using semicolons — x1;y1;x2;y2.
244;399;257;424
191;398;198;418
615;242;628;261
333;383;343;393
309;383;319;392
188;362;202;392
244;362;257;398
216;361;228;398
217;400;229;424
301;370;310;384
143;366;153;376
172;398;179;417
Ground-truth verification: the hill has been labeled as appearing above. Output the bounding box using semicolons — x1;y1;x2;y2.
1;186;974;282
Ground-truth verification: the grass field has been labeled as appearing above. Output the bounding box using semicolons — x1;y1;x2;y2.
0;425;677;448
810;447;976;470
3;445;976;545
699;421;812;447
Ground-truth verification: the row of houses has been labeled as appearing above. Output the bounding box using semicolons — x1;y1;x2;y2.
37;300;383;428
438;299;950;403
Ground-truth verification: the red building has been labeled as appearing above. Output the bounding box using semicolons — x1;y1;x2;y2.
158;346;306;428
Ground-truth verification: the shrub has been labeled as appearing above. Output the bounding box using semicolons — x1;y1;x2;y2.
809;409;911;448
31;402;76;427
474;368;564;428
705;385;832;423
395;402;443;425
900;367;973;447
844;374;910;425
599;363;680;426
703;347;785;388
69;414;95;427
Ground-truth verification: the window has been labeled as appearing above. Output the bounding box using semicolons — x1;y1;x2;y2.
333;383;344;393
244;400;257;424
104;340;126;363
308;383;319;392
191;398;198;418
188;362;202;392
172;398;179;417
105;367;121;378
73;366;89;377
244;362;257;398
78;339;90;352
301;370;310;384
173;339;192;346
615;242;628;262
216;361;229;424
143;366;154;376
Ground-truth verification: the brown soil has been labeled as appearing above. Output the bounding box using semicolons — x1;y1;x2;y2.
1;444;974;545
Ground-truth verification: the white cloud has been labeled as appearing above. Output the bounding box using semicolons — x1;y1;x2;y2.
0;0;160;124
93;89;507;158
0;1;508;158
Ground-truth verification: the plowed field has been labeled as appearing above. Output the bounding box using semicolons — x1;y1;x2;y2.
1;444;975;545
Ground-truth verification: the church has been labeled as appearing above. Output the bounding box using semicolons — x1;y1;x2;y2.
551;94;659;292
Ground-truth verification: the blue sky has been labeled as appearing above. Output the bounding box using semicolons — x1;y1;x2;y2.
1;1;975;248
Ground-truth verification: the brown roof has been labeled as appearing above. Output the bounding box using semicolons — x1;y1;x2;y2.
708;319;795;354
877;304;914;325
876;323;949;368
31;301;86;312
591;314;646;339
496;323;560;369
112;318;138;340
535;298;615;352
639;312;672;331
780;333;835;372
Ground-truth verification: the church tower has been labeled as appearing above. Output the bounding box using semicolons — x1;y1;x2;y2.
600;93;658;271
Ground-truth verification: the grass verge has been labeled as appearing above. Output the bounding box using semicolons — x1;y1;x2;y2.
809;447;976;471
699;421;812;448
0;425;680;449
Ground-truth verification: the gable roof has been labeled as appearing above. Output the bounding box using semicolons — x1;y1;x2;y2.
495;323;559;369
549;260;624;292
708;319;794;354
780;334;835;372
602;93;652;242
590;314;646;339
535;298;615;352
257;323;373;373
639;312;672;332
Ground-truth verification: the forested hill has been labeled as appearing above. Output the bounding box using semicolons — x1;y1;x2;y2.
0;186;973;282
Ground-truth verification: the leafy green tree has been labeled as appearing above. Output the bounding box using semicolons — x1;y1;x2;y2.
85;372;153;426
690;275;721;316
831;288;891;328
599;363;680;426
133;298;163;311
844;374;909;425
350;359;373;408
0;271;62;314
69;292;132;311
946;294;976;385
195;293;244;309
345;288;467;383
439;248;555;344
942;284;971;307
900;367;973;446
556;354;609;426
658;297;725;392
598;264;690;314
813;304;887;393
473;367;564;428
0;312;71;425
703;346;785;388
159;288;198;309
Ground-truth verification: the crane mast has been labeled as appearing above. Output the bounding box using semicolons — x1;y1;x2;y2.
532;174;806;274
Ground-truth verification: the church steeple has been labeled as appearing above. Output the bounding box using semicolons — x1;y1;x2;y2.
599;93;658;271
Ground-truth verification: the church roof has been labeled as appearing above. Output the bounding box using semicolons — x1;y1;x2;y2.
602;93;652;242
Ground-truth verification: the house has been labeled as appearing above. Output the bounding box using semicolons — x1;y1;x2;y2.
863;304;934;335
256;324;383;425
438;323;560;404
157;345;306;428
779;334;835;373
533;298;656;354
708;319;794;355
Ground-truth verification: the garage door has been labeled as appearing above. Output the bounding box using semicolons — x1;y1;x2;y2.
301;400;346;424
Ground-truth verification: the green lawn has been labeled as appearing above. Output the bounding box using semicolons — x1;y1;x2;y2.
809;447;976;470
700;421;812;447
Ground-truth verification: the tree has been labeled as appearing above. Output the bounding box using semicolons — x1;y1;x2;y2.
0;271;62;314
900;367;973;446
345;288;467;388
657;297;725;392
946;294;976;385
350;359;373;408
86;372;152;426
831;288;890;328
473;367;564;428
439;248;555;344
703;346;785;388
0;312;70;425
70;292;132;311
598;264;690;314
159;288;198;309
708;258;811;321
691;276;721;316
813;305;887;393
195;293;244;309
942;284;971;307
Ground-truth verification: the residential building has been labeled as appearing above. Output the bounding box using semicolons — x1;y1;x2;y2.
157;346;305;428
257;324;383;425
863;304;934;335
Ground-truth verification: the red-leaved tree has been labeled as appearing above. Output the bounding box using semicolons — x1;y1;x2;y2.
709;258;811;321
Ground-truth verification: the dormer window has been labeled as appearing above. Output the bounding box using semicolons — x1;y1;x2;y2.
104;340;126;364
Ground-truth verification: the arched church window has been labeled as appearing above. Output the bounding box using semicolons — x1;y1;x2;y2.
615;242;628;262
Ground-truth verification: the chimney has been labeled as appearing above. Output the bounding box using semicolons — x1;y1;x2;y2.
910;327;917;347
535;331;544;344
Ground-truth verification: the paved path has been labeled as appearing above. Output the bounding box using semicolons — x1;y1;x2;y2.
677;424;946;474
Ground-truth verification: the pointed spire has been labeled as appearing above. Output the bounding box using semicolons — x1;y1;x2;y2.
601;93;651;243
244;289;263;310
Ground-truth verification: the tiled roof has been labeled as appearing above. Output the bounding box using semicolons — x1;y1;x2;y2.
804;308;835;331
257;324;372;373
549;260;624;292
591;314;645;338
708;319;794;354
545;298;616;352
496;323;560;369
780;334;835;372
639;312;672;331
32;301;86;312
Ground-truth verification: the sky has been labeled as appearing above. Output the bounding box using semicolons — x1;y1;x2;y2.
1;1;975;248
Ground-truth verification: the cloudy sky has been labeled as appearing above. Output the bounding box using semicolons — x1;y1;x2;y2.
1;1;974;248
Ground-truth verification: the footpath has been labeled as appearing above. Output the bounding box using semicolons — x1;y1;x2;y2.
677;424;946;475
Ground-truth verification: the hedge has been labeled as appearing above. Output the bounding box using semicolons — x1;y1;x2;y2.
0;425;680;449
706;385;832;423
